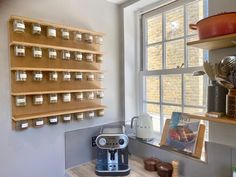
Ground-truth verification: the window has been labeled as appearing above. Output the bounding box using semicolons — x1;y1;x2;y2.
141;0;207;134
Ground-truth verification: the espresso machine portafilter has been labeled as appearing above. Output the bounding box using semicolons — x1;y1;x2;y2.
95;125;130;176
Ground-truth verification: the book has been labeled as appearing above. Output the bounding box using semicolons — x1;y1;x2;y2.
165;112;200;154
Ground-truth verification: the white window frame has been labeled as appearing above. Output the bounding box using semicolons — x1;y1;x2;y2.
139;0;208;135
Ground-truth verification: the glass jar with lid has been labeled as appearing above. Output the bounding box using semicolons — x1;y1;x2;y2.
49;116;58;124
34;118;44;127
75;113;84;120
16;120;28;130
85;53;93;62
47;26;56;38
87;73;95;81
86;92;94;100
32;47;42;58
49;71;58;81
48;48;57;59
62;93;71;102
61;29;70;40
75;72;83;80
76;92;83;101
15;70;27;81
14;45;25;57
94;35;103;44
33;71;43;81
62;114;71;122
33;95;43;105
62;50;70;60
15;96;27;106
49;93;58;104
74;52;83;61
32;23;41;34
74;32;82;41
63;71;71;81
98;110;105;117
87;111;95;118
13;19;25;33
83;33;93;43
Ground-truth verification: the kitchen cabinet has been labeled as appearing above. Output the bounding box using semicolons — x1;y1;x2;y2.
9;16;106;129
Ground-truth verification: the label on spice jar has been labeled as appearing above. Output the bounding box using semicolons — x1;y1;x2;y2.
20;73;27;79
64;74;71;79
35;97;43;102
17;98;26;104
36;120;44;126
49;51;57;57
48;29;56;37
76;114;83;119
62;31;69;37
21;122;28;128
75;74;82;79
76;33;82;39
16;48;25;54
52;73;58;79
34;50;42;56
33;26;41;32
65;52;70;58
63;115;71;121
89;112;94;117
50;118;57;123
63;94;71;102
16;23;25;29
35;73;43;78
50;96;57;101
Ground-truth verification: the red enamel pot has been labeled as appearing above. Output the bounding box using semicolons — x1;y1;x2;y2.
189;12;236;39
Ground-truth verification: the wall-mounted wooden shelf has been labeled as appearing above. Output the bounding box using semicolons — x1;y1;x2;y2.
10;41;103;55
10;15;105;36
11;67;103;73
13;105;106;121
187;33;236;50
186;113;236;126
12;88;104;96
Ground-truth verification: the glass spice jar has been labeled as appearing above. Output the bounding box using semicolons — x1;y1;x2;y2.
15;96;27;107
49;93;58;104
84;33;93;43
15;70;27;81
49;71;58;81
47;26;56;38
49;116;58;124
32;47;42;58
48;48;57;59
62;114;71;122
16;121;28;129
62;50;70;60
75;113;84;120
87;111;95;118
63;93;71;102
13;19;25;33
94;35;103;44
74;32;82;41
87;73;95;81
98;110;105;117
87;92;94;100
76;92;83;101
75;72;83;80
61;29;70;40
85;53;93;62
34;118;44;127
74;52;83;61
14;45;25;57
32;23;41;35
33;71;43;81
63;72;71;81
33;95;43;105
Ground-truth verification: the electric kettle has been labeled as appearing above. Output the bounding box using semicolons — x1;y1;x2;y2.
131;113;154;141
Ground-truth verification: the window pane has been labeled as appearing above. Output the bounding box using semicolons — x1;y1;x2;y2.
187;36;203;67
184;107;205;114
166;39;184;69
147;14;162;44
163;75;182;104
146;103;160;132
165;6;184;40
184;74;205;106
146;76;160;102
147;45;162;71
163;105;182;124
187;0;204;35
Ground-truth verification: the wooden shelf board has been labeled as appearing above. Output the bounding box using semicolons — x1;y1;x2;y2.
187;33;236;50
12;105;106;121
11;67;103;73
10;41;104;55
186;113;236;125
10;15;105;36
12;88;105;96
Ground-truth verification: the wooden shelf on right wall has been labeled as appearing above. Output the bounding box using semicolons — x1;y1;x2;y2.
187;33;236;50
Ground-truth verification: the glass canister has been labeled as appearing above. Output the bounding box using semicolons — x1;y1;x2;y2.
85;53;93;62
49;93;58;104
87;73;95;81
32;23;41;35
48;48;57;59
33;95;43;105
63;72;71;81
74;52;83;61
62;50;70;60
86;92;94;100
49;116;58;124
94;35;103;44
75;113;84;120
47;26;56;38
84;33;93;43
76;92;83;101
34;118;44;127
15;96;26;106
49;71;58;81
62;93;71;102
32;47;42;58
75;72;83;80
61;29;70;40
15;70;27;81
14;45;25;57
33;71;43;81
74;32;82;41
16;121;28;129
87;111;95;118
13;19;25;33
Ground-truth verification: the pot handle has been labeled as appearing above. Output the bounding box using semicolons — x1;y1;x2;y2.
189;24;197;30
131;116;138;129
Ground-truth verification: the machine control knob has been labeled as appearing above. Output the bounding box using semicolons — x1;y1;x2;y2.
98;138;107;146
119;138;125;145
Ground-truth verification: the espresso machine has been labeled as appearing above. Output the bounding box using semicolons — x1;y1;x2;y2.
95;124;130;176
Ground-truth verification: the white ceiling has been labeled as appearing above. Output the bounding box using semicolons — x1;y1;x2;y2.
106;0;129;4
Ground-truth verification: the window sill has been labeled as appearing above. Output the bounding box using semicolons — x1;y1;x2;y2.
126;125;207;164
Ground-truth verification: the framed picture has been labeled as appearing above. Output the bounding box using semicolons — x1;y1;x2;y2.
160;112;205;158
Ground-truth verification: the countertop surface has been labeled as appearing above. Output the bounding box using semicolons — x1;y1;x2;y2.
66;155;158;177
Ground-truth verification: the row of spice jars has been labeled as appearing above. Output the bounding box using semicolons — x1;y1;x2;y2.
14;45;103;62
15;91;104;106
13;19;103;44
15;70;104;82
15;110;105;129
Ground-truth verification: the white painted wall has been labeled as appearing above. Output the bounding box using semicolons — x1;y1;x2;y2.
0;0;121;177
